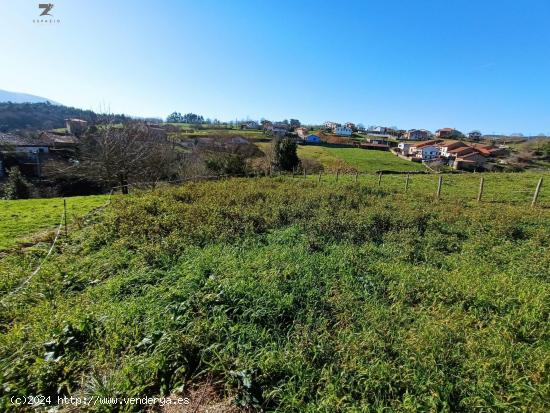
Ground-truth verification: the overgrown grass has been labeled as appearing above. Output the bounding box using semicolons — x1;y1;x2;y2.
0;195;110;251
1;177;549;411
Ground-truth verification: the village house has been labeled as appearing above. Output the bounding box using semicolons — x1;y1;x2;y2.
435;128;462;138
365;137;389;145
453;151;486;171
295;127;309;139
405;129;430;140
397;142;412;155
345;122;356;131
324;121;339;130
65;118;88;136
409;140;441;161
0;132;78;177
267;122;290;136
333;125;353;136
438;140;470;157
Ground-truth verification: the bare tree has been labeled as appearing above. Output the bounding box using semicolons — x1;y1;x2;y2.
77;123;177;193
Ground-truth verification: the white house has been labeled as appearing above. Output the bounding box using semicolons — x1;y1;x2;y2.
334;126;352;136
324;121;339;130
409;140;441;160
417;145;439;160
398;142;412;155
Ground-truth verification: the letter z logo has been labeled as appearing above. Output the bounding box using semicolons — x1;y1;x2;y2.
39;3;54;16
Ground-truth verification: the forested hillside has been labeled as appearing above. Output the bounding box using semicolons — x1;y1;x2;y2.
0;102;129;132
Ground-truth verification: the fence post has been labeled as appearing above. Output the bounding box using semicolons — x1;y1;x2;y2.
355;172;358;183
436;176;443;199
304;168;307;179
477;176;484;202
63;199;68;237
531;177;543;207
405;174;410;192
336;170;340;182
378;172;382;187
318;172;322;183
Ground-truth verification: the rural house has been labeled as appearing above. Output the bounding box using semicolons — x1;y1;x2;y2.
334;125;353;136
295;127;309;139
409;140;441;161
324;121;339;130
397;142;412;155
453;151;486;170
405;129;430;140
65;118;88;136
435;128;461;138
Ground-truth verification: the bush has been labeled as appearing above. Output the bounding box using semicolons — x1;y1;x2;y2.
2;167;33;199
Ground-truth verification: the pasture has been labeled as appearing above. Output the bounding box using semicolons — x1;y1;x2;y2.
1;175;549;411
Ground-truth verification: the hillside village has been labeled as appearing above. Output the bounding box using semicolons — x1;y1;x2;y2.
1;105;549;199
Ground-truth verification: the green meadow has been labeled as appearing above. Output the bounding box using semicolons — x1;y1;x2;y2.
0;195;109;251
1;175;549;411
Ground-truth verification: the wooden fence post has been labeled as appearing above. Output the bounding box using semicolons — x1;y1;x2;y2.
436;176;443;199
531;177;543;207
477;176;484;202
318;172;322;183
405;174;410;192
63;199;68;237
336;170;340;182
355;172;358;183
304;168;307;179
378;172;382;187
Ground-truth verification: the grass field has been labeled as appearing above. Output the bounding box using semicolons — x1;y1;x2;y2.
257;142;426;173
1;175;549;411
325;147;425;172
0;195;109;251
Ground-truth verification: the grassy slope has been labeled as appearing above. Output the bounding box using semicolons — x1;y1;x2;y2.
257;142;426;173
325;147;425;172
1;175;549;411
0;195;109;251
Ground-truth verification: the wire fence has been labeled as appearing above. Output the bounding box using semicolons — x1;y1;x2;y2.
1;171;547;304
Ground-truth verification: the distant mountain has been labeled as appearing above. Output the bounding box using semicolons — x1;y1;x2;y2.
0;89;61;105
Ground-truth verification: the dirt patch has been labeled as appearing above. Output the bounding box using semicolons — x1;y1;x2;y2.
154;381;248;413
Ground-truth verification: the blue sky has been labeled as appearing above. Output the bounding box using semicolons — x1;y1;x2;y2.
1;0;549;134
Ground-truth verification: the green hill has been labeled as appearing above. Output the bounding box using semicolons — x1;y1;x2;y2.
1;175;549;411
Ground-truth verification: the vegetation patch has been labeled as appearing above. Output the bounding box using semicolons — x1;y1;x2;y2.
1;178;549;411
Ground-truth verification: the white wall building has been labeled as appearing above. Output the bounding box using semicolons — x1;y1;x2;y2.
334;126;352;136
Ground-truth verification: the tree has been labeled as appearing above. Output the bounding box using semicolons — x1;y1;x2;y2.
76;123;177;194
2;167;32;199
290;119;301;129
272;137;299;171
182;113;204;124
166;112;184;123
